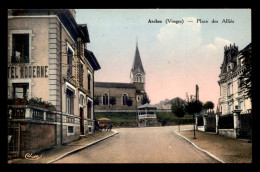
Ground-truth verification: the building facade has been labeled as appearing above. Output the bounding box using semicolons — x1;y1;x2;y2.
218;43;252;115
94;43;147;111
7;9;100;157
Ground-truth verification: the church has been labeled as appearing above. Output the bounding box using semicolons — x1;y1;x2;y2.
94;43;148;111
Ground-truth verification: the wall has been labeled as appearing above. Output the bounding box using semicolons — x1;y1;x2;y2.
20;123;56;156
94;87;138;110
8;17;50;102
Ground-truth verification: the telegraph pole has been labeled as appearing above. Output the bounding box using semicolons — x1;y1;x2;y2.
193;84;199;139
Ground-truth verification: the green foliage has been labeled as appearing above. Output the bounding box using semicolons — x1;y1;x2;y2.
239;45;252;100
171;99;186;118
185;99;203;115
95;112;137;123
109;96;116;106
203;101;214;110
127;98;133;106
94;96;100;105
141;94;150;105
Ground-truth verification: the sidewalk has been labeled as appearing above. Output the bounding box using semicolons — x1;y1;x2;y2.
8;130;118;164
175;129;252;163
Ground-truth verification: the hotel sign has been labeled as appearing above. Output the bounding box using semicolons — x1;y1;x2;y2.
8;65;48;78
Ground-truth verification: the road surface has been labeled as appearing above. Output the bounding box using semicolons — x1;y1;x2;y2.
54;126;219;163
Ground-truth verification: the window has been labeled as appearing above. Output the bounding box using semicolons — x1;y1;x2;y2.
66;89;74;114
237;78;241;92
238;101;244;112
87;73;91;91
135;74;143;83
13;83;29;99
122;94;128;105
103;93;109;105
79;62;84;87
68;126;74;134
67;48;73;75
227;83;232;96
87;101;92;119
228;103;233;114
12;34;29;63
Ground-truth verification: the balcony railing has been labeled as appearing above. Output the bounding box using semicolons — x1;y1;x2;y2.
8;105;59;122
138;114;157;120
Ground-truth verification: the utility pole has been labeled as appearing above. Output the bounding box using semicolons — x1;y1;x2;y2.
193;84;199;139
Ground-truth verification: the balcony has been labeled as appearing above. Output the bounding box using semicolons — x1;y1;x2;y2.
8;105;60;123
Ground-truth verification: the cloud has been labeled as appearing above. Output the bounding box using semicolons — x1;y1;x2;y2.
157;17;202;51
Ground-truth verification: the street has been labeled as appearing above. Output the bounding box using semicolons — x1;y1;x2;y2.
54;126;219;163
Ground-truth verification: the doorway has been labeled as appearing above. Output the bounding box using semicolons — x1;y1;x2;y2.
80;107;84;135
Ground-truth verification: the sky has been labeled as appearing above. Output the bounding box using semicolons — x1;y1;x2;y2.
75;9;251;109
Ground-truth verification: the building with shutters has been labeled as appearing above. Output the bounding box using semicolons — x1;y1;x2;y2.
7;9;100;157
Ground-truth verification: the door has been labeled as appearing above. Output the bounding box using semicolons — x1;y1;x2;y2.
80;108;84;135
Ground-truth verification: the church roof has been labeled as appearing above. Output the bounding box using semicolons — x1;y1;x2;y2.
94;82;136;89
131;45;145;74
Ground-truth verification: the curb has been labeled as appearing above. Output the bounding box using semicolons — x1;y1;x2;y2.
47;130;118;163
173;130;225;163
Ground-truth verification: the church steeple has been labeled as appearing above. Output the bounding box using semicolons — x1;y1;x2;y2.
131;42;145;74
130;40;145;91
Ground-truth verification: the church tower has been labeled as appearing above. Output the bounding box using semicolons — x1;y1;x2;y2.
130;41;145;92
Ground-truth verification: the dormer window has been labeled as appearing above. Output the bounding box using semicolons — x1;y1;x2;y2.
227;63;233;72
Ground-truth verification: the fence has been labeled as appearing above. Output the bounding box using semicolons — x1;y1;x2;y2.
239;113;252;139
218;114;234;129
196;110;252;139
205;115;216;132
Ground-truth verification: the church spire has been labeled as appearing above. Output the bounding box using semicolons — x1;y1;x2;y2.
131;40;145;74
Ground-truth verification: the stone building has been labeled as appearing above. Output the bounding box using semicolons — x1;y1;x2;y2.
94;43;148;111
218;43;252;115
7;9;100;157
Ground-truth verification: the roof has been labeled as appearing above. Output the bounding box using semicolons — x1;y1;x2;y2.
220;43;251;75
85;50;101;71
78;24;90;43
138;103;157;110
131;45;145;74
94;82;136;89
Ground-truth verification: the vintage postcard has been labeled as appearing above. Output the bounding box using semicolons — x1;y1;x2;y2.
7;9;252;164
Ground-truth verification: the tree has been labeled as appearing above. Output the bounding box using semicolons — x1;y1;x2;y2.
185;99;203;139
171;99;186;131
93;96;100;105
239;45;252;100
109;96;116;108
203;101;214;113
127;98;133;106
141;94;150;105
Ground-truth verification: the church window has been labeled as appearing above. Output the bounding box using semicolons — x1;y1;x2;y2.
103;93;109;105
135;74;143;83
122;94;128;105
